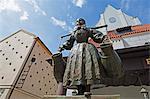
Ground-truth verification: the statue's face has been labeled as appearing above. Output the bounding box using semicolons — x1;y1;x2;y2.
76;20;82;26
76;21;80;26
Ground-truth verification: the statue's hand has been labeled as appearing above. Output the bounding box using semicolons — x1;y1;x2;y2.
58;46;64;52
102;35;110;44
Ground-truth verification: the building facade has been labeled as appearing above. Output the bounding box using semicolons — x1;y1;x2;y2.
89;5;150;99
0;30;57;99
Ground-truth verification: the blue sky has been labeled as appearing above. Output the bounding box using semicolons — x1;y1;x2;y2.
0;0;150;53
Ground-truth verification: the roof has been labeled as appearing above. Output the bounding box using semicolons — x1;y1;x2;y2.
0;29;52;55
88;24;150;48
0;29;37;43
116;43;150;54
108;24;150;39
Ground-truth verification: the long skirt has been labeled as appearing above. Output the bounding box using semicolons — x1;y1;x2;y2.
63;43;105;88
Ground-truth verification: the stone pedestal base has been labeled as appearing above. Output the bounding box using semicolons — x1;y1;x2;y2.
43;95;120;99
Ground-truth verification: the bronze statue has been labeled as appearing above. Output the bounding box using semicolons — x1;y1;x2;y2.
52;18;124;95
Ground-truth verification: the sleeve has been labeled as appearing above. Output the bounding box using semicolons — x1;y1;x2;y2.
59;33;75;51
89;29;105;43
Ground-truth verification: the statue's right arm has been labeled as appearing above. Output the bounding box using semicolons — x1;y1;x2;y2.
58;34;75;52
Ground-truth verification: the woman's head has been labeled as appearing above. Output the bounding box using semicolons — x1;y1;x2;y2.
76;18;86;26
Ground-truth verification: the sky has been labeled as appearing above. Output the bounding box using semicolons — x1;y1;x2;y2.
0;0;150;54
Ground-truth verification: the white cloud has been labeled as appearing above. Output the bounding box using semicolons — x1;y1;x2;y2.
0;0;30;21
25;0;47;16
0;0;47;21
50;17;66;29
120;0;131;11
20;11;29;21
50;17;73;31
72;0;86;8
0;0;21;12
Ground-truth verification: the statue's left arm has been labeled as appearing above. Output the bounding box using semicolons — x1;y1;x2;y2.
89;29;106;43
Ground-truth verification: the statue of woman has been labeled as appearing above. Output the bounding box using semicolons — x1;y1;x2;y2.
58;18;107;95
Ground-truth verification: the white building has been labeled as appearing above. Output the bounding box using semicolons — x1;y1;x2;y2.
96;5;141;33
108;24;150;49
89;5;150;99
95;5;150;50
